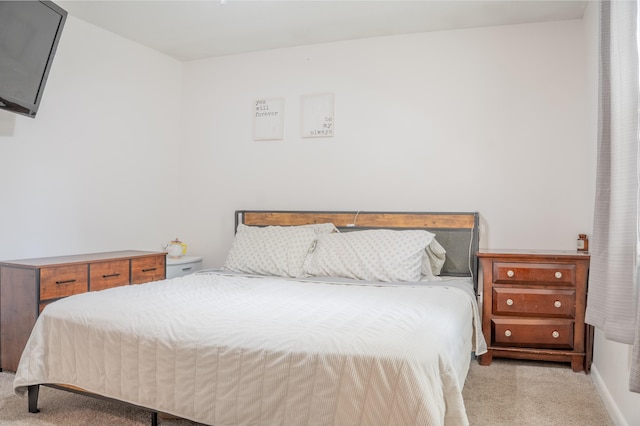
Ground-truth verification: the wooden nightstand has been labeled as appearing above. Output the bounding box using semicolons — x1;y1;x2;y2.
477;250;592;372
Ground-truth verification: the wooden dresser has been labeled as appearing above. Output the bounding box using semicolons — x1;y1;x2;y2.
0;250;166;372
477;250;592;372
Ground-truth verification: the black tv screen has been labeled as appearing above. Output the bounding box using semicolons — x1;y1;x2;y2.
0;1;67;118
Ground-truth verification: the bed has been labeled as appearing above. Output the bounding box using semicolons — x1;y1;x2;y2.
13;210;486;426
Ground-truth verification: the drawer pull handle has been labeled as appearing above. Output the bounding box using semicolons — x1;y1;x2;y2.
505;329;512;337
555;271;563;279
554;300;562;308
507;270;515;278
552;330;560;339
182;267;192;271
142;267;157;272
55;279;76;285
506;298;514;306
102;273;121;278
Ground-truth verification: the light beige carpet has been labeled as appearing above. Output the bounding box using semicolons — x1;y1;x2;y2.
462;359;613;426
0;359;613;425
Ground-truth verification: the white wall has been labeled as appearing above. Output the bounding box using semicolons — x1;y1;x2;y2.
180;19;594;268
583;2;640;426
0;16;183;260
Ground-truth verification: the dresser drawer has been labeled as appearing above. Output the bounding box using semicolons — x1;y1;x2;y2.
39;300;54;314
40;264;88;301
90;260;130;291
131;255;165;284
493;262;576;286
492;287;576;318
492;318;574;349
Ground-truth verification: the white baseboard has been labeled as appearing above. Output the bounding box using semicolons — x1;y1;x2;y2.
590;364;628;426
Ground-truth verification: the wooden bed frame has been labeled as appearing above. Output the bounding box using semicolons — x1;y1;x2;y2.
26;210;480;425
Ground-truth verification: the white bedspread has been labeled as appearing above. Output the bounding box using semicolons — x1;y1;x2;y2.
14;272;486;426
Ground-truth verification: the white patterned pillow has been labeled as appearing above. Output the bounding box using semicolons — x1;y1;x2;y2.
303;229;435;282
422;238;447;277
223;224;319;278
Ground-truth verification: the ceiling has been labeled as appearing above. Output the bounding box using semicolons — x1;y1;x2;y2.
56;0;588;62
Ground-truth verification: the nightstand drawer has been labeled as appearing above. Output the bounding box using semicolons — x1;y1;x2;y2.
40;264;89;301
492;288;575;318
492;318;574;349
131;255;165;284
493;262;576;286
90;260;130;291
166;256;203;279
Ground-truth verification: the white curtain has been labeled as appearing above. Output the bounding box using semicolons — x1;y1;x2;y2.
584;0;640;393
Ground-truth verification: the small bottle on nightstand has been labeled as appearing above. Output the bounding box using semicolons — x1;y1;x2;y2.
577;234;589;252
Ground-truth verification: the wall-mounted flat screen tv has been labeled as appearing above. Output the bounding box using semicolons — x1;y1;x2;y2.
0;1;67;118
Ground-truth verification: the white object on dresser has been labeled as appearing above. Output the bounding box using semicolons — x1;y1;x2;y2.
166;255;203;279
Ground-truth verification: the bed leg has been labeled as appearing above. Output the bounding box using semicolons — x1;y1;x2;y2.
151;411;158;426
27;385;40;413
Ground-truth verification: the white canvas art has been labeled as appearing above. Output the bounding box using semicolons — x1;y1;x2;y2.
253;98;284;140
301;93;334;138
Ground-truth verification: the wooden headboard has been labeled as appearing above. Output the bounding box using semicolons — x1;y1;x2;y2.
235;210;480;291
